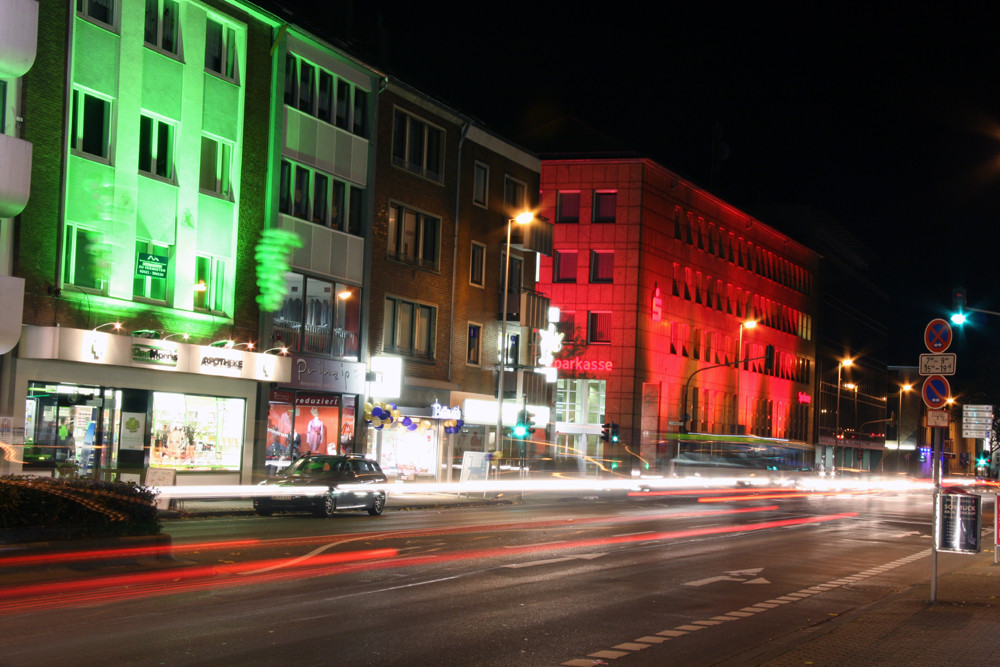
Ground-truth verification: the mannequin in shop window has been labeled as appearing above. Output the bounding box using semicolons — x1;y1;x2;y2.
306;408;325;453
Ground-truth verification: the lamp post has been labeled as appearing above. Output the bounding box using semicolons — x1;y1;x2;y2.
888;383;912;473
734;319;757;434
833;357;854;476
496;212;533;454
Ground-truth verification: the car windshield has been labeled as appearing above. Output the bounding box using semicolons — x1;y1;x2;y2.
284;456;344;476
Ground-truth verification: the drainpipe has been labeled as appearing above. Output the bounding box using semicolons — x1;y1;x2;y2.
448;121;471;382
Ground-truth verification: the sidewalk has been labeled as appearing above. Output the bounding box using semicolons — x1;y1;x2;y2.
159;489;513;517
743;548;1000;667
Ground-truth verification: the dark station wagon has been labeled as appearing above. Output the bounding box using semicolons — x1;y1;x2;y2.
254;454;387;517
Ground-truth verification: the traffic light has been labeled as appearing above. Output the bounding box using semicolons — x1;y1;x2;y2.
764;345;775;374
601;422;611;443
524;411;535;432
610;422;620;443
951;287;967;325
513;410;528;439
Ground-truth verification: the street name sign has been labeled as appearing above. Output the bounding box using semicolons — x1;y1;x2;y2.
918;353;957;376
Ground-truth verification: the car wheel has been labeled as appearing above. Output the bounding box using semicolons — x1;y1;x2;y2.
367;492;386;516
316;491;336;517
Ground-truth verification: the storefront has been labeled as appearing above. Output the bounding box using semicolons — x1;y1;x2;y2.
363;401;471;482
8;326;290;484
264;354;365;474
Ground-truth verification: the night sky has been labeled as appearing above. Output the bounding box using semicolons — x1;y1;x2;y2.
298;1;1000;368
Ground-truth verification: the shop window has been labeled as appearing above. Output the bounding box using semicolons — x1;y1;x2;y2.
138;114;175;180
199;136;232;198
593;191;617;223
557;191;580;223
590;250;613;283
70;89;112;160
388;202;440;269
205;17;237;80
23;382;111;472
467;323;482;365
554;249;577;282
588;311;612;344
77;0;115;29
384;296;436;359
150;392;246;470
473;162;489;207
144;0;178;54
63;224;108;291
392;109;444;181
133;240;169;301
194;254;226;313
470;242;486;287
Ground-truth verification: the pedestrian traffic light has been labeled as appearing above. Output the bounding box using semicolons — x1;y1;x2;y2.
610;422;620;443
951;287;967;325
601;422;611;442
764;345;775;373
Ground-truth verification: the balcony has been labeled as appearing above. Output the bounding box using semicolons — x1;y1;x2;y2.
0;0;38;79
0;133;32;217
499;289;550;330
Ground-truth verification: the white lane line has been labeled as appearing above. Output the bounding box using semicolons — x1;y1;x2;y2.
613;530;657;537
565;549;932;665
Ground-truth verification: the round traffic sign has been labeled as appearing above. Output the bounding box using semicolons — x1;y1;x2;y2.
924;318;953;353
922;374;951;409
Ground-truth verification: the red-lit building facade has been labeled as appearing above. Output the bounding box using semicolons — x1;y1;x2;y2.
536;158;821;475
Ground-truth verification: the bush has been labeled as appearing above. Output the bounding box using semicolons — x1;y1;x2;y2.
0;476;161;543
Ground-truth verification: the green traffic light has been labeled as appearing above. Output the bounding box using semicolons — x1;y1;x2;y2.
951;313;967;325
513;424;527;438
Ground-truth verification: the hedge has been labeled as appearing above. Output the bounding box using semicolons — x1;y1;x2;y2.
0;476;161;543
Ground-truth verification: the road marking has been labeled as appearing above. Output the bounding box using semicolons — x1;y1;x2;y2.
564;548;932;665
613;530;657;537
684;567;770;586
502;553;605;569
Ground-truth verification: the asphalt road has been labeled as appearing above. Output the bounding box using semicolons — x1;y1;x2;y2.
0;488;960;666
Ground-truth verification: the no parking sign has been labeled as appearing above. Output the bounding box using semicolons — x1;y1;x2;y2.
922;375;951;409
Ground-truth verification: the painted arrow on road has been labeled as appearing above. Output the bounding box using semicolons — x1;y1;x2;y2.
683;568;770;587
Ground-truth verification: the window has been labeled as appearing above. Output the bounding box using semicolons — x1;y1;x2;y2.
387;203;440;269
473;162;489;207
556;191;580;223
138;114;174;179
194;255;226;312
470;242;486;287
467;323;482;365
279;159;363;231
77;0;115;28
503;176;527;213
199;136;232;197
284;54;369;138
383;297;436;359
588;312;612;344
144;0;178;54
70;89;111;160
554;250;577;282
392;109;444;180
593;191;617;223
205;18;237;80
133;240;169;301
590;250;613;283
63;224;108;291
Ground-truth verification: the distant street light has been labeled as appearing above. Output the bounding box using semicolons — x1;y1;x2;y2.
833;357;854;476
734;319;757;433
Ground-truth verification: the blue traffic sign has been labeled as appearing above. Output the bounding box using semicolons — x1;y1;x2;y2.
922;374;951;409
924;318;953;353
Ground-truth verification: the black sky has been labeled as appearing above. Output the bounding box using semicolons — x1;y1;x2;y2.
309;1;1000;367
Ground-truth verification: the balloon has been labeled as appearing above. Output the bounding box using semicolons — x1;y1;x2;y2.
392;409;401;419
402;417;412;427
364;402;373;413
456;419;464;429
420;420;432;430
371;416;382;427
408;422;417;431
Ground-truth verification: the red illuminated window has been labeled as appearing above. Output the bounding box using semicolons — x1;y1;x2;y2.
590;251;613;283
588;312;612;343
557;191;580;223
593;191;617;223
554;250;577;282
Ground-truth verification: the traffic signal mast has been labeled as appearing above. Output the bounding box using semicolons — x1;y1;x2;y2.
680;344;775;433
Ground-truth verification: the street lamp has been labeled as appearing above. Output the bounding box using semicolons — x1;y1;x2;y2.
734;319;757;434
891;383;913;473
833;357;854;476
496;212;533;453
